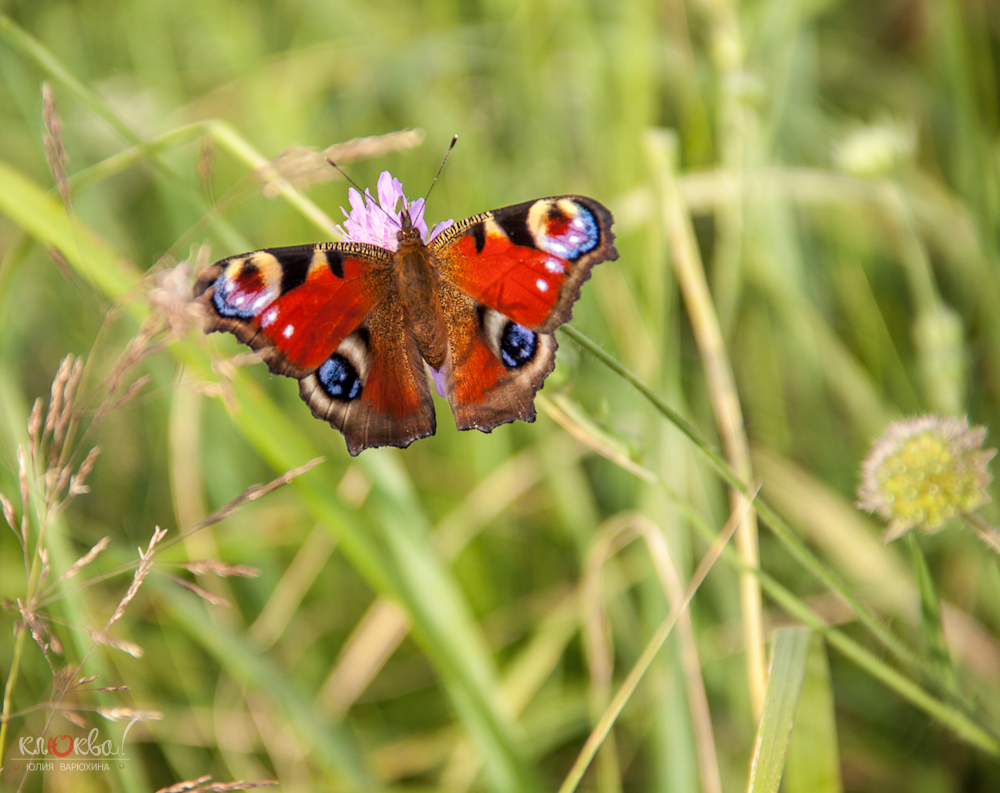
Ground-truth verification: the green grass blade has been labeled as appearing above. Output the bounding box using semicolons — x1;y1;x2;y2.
784;634;843;793
906;535;958;693
155;581;373;787
561;324;953;697
747;628;811;793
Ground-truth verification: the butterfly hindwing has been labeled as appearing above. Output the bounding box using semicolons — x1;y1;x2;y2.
438;283;558;432
299;292;436;455
430;196;617;432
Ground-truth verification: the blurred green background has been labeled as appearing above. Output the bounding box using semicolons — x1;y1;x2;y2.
3;0;1000;791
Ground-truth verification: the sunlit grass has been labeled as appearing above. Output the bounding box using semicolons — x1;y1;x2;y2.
2;1;1000;792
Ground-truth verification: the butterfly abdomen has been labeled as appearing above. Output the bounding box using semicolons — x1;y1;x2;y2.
396;237;449;371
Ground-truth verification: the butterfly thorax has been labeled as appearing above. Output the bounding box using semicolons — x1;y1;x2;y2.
395;230;449;370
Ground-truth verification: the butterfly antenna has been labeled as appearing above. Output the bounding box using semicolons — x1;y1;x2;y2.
325;156;401;229
423;135;458;205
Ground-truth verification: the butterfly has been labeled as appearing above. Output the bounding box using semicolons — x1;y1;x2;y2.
194;171;618;456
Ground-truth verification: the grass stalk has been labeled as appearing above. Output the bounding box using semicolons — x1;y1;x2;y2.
560;323;971;704
646;126;767;720
557;492;747;793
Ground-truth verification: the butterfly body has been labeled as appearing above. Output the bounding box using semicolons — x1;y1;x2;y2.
195;187;617;456
395;218;450;370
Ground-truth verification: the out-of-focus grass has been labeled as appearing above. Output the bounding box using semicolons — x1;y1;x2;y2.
2;1;1000;792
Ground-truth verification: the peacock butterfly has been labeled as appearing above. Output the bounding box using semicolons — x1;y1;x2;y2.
194;170;618;455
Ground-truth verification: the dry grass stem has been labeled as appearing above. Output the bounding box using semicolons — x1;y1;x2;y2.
46;246;79;285
148;259;205;338
198;138;215;201
69;446;101;497
156;779;278;793
54;357;83;447
37;548;50;589
256;128;424;196
559;493;753;793
17;446;30;548
174;457;323;543
44;355;73;445
169;576;232;607
17;600;55;670
652;131;767;719
41;82;71;206
61;709;88;728
97;706;163;721
111;374;150;411
184;560;259;578
52;536;109;586
54;463;73;496
539;395;656;484
1;493;20;545
966;513;1000;555
28;398;42;460
157;777;213;793
87;630;144;658
106;525;167;630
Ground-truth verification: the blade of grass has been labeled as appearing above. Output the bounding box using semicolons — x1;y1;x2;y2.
784;634;843;793
906;535;958;694
747;628;811;793
154;580;372;787
647;126;766;719
560;323;957;702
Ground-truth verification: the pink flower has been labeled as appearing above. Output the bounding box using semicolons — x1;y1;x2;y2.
335;171;454;251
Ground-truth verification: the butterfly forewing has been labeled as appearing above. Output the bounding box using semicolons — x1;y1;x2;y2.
430;196;617;333
194;242;394;374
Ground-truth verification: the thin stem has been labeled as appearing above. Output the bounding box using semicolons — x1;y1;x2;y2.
558;491;748;793
0;623;28;764
560;323;955;696
647;128;767;718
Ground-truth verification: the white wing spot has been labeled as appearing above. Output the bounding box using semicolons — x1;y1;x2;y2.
233;295;245;306
283;324;295;338
536;278;549;292
251;294;271;312
262;308;278;327
545;257;564;274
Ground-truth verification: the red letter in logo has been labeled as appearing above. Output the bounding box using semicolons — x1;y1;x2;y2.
48;735;74;757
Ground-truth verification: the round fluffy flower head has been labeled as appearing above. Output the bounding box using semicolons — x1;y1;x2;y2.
335;171;453;251
857;415;996;542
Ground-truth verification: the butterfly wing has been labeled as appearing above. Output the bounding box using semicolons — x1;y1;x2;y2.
430;196;617;431
195;242;436;455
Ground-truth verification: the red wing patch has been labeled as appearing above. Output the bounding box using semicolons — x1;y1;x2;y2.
194;243;393;375
431;196;617;333
298;293;436;455
438;284;557;432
